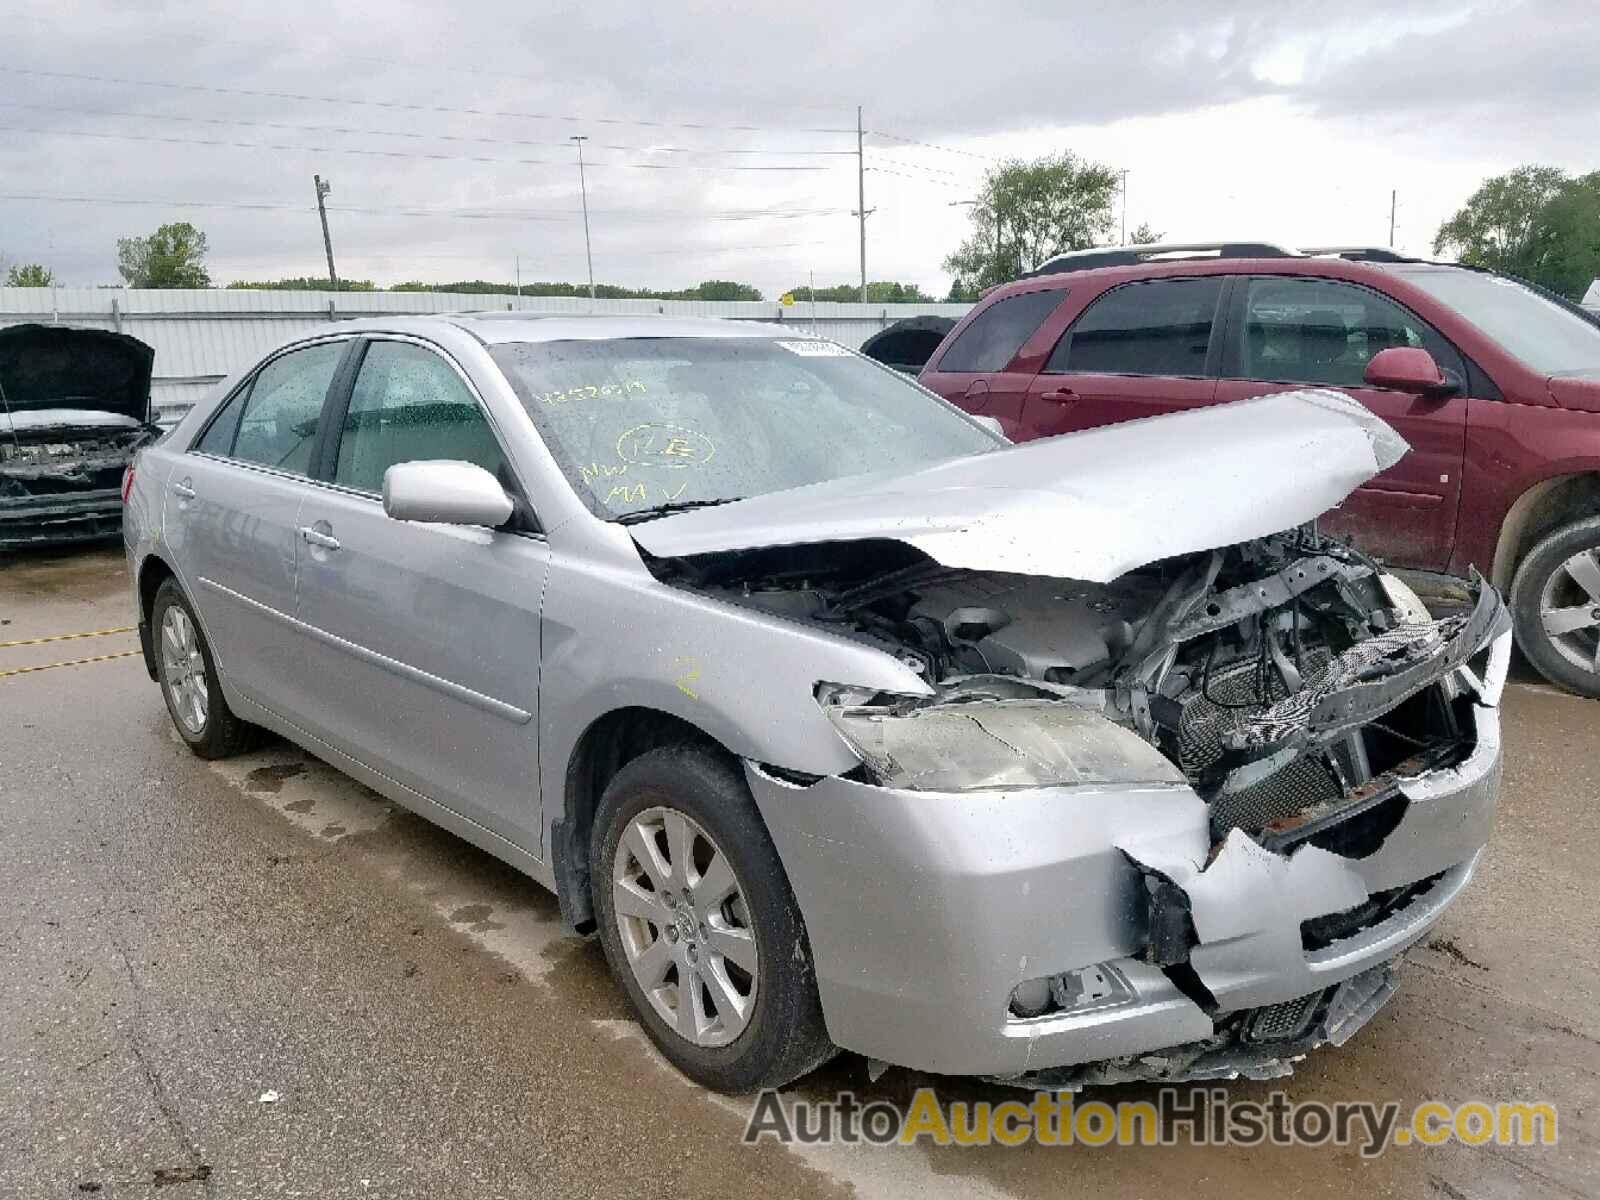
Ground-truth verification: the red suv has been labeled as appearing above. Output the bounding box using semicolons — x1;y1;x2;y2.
918;244;1600;696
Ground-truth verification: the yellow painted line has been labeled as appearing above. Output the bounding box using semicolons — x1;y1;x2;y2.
0;625;136;650
0;649;141;678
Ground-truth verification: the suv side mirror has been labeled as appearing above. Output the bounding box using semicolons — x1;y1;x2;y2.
1363;347;1460;397
383;460;513;528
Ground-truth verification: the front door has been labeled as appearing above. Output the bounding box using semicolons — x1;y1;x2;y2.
1021;277;1224;438
1212;275;1470;570
165;338;349;716
293;338;550;851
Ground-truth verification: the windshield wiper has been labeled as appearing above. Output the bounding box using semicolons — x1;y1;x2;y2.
615;497;742;525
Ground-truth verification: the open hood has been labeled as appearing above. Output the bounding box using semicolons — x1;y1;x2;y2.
629;389;1408;583
0;324;155;425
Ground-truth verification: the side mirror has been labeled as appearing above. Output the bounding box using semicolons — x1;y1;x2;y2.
971;415;1008;440
382;460;514;528
1363;347;1460;397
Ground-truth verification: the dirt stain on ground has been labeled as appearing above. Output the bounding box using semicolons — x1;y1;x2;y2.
243;762;308;794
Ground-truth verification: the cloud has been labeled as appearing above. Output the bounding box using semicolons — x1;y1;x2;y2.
0;0;1589;293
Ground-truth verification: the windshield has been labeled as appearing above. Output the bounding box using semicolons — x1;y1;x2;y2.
490;336;1000;519
1393;268;1600;375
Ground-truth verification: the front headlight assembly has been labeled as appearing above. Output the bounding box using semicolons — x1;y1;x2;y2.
816;683;1187;793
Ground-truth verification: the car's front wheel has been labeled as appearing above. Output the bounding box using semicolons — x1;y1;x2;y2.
1510;516;1600;698
151;578;259;758
591;745;834;1093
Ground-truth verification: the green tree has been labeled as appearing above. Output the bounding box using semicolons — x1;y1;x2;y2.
4;262;56;286
1128;222;1164;245
943;151;1121;300
785;281;933;303
1433;165;1600;297
226;276;376;291
116;222;211;288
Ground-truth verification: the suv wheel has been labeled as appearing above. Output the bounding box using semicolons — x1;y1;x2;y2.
1509;516;1600;698
591;745;834;1093
151;579;260;758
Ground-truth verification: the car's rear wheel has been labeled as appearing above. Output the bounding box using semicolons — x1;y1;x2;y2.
1510;516;1600;698
151;579;259;758
591;745;834;1093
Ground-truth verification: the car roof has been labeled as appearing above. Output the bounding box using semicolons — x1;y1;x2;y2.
333;312;798;345
974;252;1484;304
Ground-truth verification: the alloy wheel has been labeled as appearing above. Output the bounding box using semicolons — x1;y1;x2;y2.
1538;547;1600;675
611;806;759;1048
160;605;209;735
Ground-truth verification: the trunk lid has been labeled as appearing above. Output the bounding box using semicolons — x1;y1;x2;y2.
629;389;1408;583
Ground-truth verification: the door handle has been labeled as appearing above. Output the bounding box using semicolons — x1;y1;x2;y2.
1039;387;1078;405
298;526;341;551
172;479;196;500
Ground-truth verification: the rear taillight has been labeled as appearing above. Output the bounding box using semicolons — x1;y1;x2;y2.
121;464;135;504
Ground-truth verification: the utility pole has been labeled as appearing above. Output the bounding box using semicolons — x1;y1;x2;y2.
1119;168;1129;245
313;174;339;291
571;135;596;302
515;255;522;301
856;105;867;303
1389;189;1397;249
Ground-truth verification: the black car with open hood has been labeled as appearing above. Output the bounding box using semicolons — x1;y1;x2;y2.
0;323;160;549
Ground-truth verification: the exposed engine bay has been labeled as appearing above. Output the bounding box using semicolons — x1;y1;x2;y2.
652;526;1508;846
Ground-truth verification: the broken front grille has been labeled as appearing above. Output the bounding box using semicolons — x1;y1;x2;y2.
1177;655;1343;837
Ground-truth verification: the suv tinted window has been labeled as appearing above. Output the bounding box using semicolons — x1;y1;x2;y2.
231;341;344;474
334;341;508;494
1236;277;1463;387
936;289;1064;373
1046;278;1222;375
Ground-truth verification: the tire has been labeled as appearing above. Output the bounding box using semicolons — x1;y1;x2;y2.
1509;515;1600;699
151;578;260;758
591;745;835;1093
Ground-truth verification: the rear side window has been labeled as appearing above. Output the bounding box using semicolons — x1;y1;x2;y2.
1235;277;1465;387
333;341;508;494
935;289;1064;373
1046;278;1223;375
194;385;248;456
230;342;345;474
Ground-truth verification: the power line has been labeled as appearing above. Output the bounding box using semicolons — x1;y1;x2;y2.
0;123;840;172
868;129;999;163
0;100;858;158
865;164;970;190
0;65;856;136
0;191;849;223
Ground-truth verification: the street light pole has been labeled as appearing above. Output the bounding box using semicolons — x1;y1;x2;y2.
571;135;595;302
1119;168;1128;245
856;106;867;302
313;174;339;291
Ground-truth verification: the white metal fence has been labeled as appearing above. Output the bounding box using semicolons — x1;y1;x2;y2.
0;288;970;424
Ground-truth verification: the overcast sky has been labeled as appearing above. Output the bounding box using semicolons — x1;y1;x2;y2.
2;0;1595;297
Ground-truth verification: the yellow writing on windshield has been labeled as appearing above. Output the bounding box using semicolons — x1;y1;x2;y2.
539;380;646;405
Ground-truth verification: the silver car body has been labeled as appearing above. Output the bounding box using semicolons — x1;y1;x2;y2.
124;314;1508;1085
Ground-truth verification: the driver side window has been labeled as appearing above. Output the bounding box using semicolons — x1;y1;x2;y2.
1237;277;1463;387
333;341;510;494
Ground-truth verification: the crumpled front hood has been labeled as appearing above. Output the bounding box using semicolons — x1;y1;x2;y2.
0;323;155;424
630;389;1408;583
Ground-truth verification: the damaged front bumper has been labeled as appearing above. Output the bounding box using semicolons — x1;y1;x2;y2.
747;649;1504;1083
0;488;128;548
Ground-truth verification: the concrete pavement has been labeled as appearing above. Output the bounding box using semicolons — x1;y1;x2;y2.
2;545;1596;1198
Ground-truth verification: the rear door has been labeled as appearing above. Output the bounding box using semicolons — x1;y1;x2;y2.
292;337;551;850
1211;275;1470;570
918;288;1069;438
165;338;350;717
1021;277;1224;438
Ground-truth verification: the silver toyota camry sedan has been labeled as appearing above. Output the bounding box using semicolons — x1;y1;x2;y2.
123;314;1510;1093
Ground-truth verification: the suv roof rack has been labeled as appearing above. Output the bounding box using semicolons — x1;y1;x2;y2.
1302;246;1426;263
1025;241;1302;278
